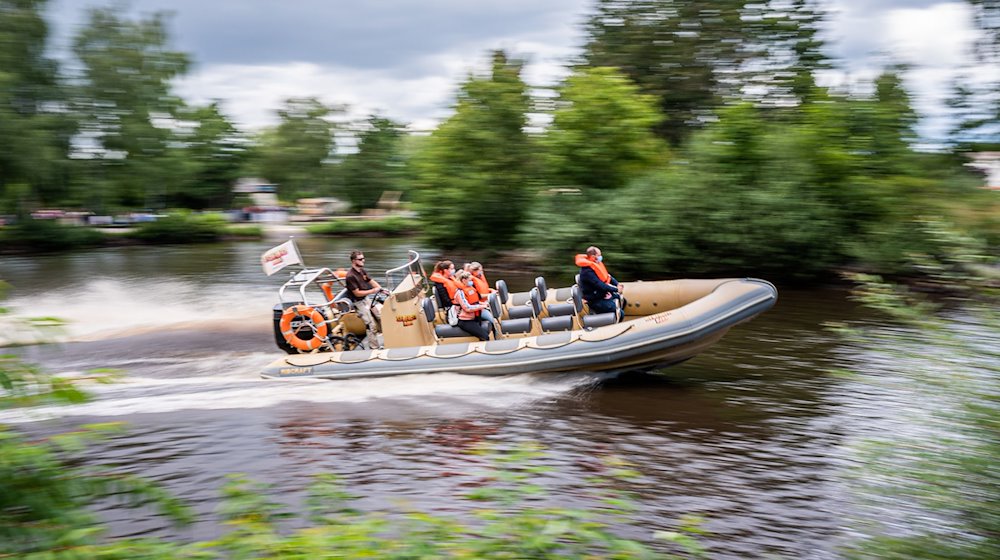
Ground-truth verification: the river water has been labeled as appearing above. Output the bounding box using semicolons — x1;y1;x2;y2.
0;238;929;558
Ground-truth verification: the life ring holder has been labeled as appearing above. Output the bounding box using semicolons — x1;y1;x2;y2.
279;304;330;352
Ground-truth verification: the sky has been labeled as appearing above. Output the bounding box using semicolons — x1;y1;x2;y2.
44;1;988;141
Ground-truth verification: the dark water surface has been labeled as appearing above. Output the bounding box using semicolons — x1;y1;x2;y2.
0;239;907;558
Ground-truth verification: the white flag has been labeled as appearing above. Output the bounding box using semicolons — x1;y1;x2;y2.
261;240;302;276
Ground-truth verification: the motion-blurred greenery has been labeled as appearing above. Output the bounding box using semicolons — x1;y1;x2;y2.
832;223;999;558
1;0;997;280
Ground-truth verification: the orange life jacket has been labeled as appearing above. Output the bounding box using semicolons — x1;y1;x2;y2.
456;284;482;318
430;271;460;300
471;273;490;297
574;254;611;283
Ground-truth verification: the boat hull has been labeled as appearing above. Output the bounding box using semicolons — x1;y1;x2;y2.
261;277;777;380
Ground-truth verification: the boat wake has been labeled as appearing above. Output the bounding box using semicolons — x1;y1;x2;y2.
1;277;275;345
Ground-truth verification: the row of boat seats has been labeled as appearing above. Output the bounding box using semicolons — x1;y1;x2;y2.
486;293;532;335
506;287;541;320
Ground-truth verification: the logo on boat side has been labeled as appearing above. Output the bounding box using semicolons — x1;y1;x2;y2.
280;367;312;375
647;312;671;324
395;313;417;326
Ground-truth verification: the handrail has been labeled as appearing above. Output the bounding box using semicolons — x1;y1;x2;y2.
384;250;430;295
278;267;343;308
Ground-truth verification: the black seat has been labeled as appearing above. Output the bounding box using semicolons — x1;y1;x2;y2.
546;285;583;318
495;279;509;305
507;287;541;320
582;312;618;330
540;315;574;332
498;317;532;335
435;324;474;339
534;276;547;301
421;297;436;322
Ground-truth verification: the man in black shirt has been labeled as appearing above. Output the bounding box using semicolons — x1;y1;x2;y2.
345;250;384;349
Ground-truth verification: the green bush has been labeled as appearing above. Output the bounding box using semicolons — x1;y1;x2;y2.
223;224;264;238
306;216;419;236
0;219;107;252
128;212;227;244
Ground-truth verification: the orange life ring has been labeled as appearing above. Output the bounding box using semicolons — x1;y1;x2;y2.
279;305;329;351
320;281;336;302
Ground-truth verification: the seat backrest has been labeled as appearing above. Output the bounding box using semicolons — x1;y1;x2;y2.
487;292;502;319
495;279;509;305
529;287;542;317
421;297;436;322
571;285;583;314
433;283;451;310
534;276;547;301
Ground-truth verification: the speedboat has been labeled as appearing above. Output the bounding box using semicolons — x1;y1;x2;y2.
262;250;777;380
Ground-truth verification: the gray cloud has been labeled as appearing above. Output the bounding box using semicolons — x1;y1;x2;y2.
50;0;588;74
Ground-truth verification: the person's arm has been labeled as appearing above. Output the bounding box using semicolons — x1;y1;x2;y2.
456;290;483;312
582;267;617;293
349;276;382;298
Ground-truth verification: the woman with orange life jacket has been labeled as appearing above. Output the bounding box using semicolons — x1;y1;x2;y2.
467;261;494;299
452;270;494;341
575;245;624;320
430;260;461;311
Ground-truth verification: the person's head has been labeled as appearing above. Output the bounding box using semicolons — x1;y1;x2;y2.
434;260;455;277
468;261;483;276
586;246;603;262
455;270;473;286
349;250;366;267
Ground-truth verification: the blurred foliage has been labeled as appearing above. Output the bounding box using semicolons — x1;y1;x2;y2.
948;0;1000;146
0;0;995;283
172;102;249;210
543;66;669;191
127;211;228;244
583;0;828;145
0;217;107;252
337;115;410;212
204;444;708;559
0;288;193;559
0;0;75;215
306;216;419;236
412;51;539;250
72;7;190;210
525;87;995;279
253;97;339;202
833;222;999;559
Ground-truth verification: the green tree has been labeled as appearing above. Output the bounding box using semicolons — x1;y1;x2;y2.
543;66;667;191
338;115;407;211
72;7;190;210
948;0;999;146
412;51;537;249
255;97;338;201
0;0;75;213
173;102;248;209
582;0;829;145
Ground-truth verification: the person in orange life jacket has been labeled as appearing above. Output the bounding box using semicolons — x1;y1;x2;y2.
345;250;386;348
452;270;494;341
575;246;623;320
467;261;495;299
430;260;460;311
